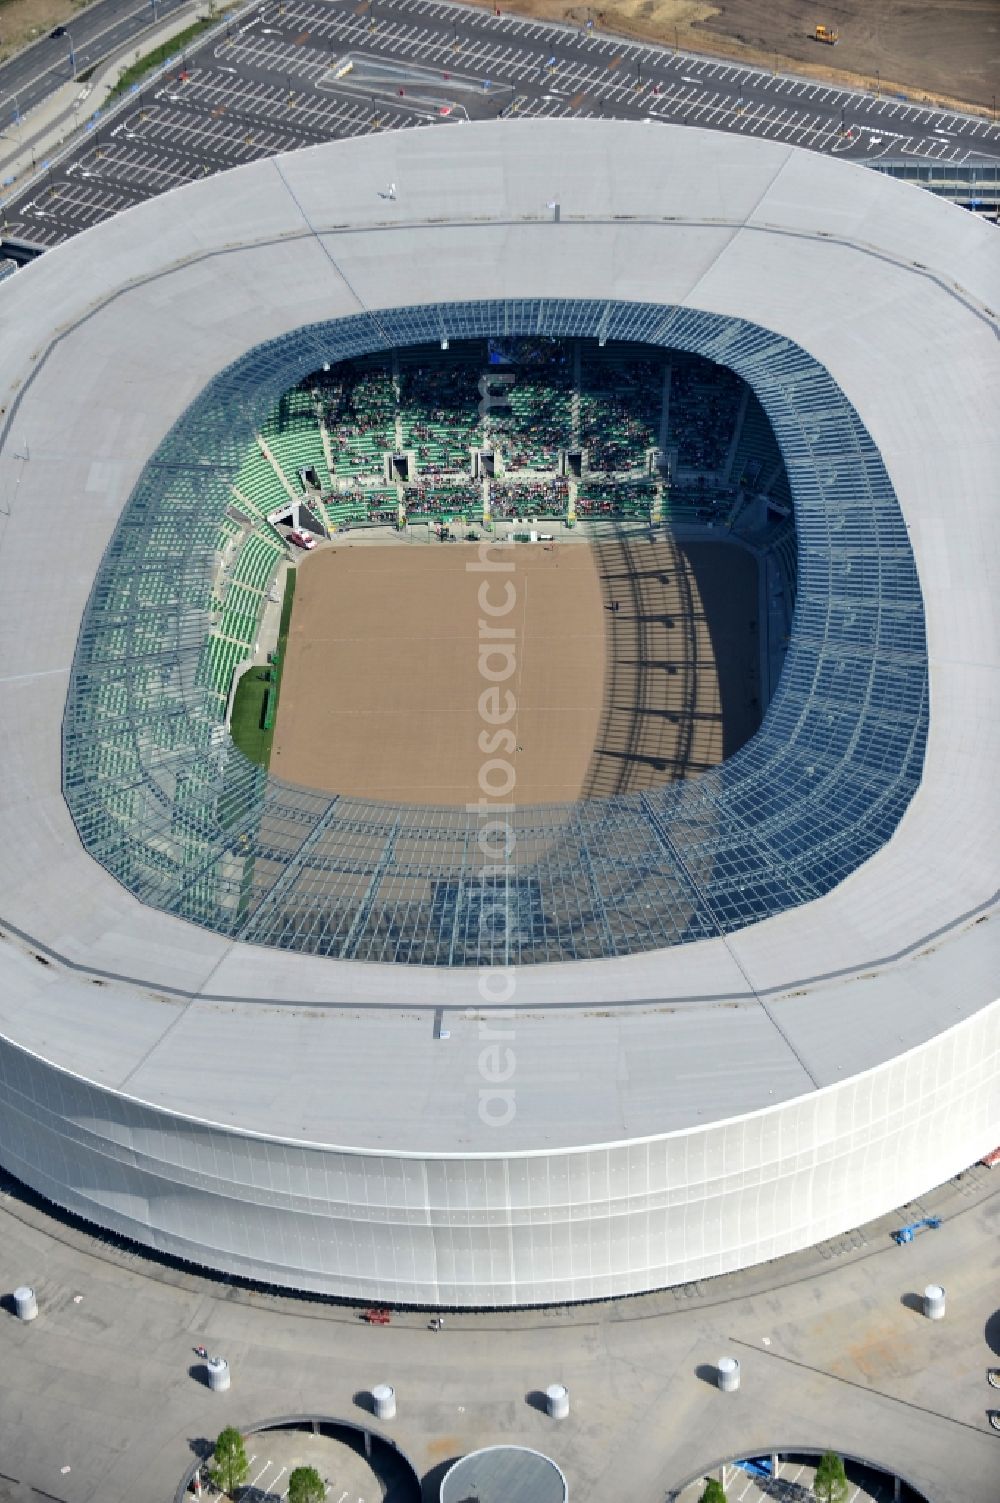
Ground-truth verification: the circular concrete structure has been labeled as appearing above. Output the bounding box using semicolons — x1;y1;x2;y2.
0;120;997;1307
441;1445;568;1503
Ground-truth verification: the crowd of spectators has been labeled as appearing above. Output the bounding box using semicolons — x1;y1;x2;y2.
316;363;396;471
406;483;481;517
487;477;569;518
580;353;662;471
399;359;479;467
576;480;657;517
299;339;754;525
667;355;743;471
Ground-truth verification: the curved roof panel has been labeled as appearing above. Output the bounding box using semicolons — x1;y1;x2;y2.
0;120;996;1153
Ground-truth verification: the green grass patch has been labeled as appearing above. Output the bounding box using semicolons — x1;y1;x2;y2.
229;567;296;770
109;13;225;97
277;562;297;641
229;664;277;767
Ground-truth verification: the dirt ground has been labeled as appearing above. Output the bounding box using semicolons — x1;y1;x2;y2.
581;530;759;797
471;0;1000;114
272;533;759;807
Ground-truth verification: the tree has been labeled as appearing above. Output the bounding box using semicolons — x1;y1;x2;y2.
288;1467;326;1503
813;1451;849;1503
210;1427;249;1498
699;1481;727;1503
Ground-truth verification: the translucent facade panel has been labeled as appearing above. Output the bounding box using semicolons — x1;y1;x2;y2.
62;300;928;966
2;997;993;1307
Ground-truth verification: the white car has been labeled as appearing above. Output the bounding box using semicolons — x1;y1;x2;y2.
288;529;316;550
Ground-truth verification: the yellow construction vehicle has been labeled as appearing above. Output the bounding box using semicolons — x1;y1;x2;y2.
814;24;839;44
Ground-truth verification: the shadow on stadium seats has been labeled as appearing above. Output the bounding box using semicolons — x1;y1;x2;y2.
579;525;755;799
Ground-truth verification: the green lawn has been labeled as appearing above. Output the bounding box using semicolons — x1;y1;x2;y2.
109;13;228;97
229;567;296;769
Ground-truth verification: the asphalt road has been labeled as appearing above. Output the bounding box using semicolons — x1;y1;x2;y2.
0;0;191;122
2;0;999;245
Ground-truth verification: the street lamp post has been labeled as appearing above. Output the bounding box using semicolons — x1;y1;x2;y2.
49;26;77;80
875;68;880;98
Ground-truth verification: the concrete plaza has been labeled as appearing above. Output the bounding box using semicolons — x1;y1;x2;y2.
0;1165;995;1502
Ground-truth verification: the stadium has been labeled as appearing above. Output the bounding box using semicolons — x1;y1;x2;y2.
0;119;996;1308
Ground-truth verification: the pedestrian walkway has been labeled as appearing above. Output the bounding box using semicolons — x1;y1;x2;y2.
0;0;223;195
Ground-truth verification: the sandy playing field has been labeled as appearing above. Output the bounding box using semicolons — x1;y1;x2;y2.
271;533;759;806
582;530;759;797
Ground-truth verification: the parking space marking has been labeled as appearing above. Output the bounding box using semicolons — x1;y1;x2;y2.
6;0;995;245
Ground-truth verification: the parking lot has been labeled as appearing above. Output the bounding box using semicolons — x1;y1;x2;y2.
237;1449;362;1502
675;1453;902;1503
2;0;999;245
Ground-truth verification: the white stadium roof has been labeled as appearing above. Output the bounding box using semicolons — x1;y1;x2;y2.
0;120;996;1304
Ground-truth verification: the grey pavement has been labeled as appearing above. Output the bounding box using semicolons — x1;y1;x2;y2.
2;0;998;246
0;1164;996;1503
